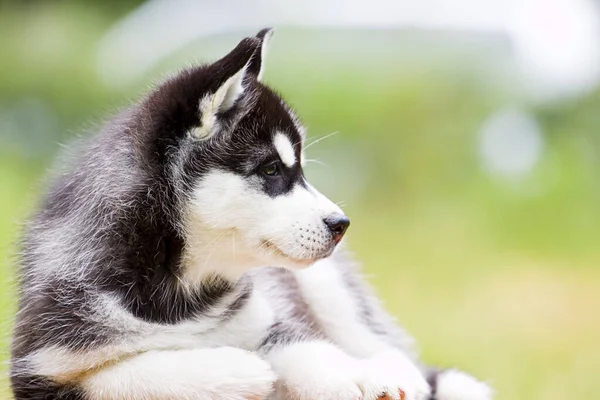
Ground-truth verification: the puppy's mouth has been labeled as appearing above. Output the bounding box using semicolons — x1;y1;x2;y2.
260;239;333;265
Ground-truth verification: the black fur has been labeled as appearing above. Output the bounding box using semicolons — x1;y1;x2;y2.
10;27;472;400
426;370;440;400
11;375;85;400
11;29;305;398
176;83;305;198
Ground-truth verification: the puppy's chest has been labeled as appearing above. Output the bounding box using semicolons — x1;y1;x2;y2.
198;286;275;350
196;267;315;350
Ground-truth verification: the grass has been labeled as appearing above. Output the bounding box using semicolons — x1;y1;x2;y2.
1;2;599;399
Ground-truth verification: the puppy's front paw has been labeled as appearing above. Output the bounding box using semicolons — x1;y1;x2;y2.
434;369;493;400
268;341;363;400
358;351;431;400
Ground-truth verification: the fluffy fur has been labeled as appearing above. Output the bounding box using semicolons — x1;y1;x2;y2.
11;29;493;400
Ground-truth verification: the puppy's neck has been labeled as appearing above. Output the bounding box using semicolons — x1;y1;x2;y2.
180;229;262;287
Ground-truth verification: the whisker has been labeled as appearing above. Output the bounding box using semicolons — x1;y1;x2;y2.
304;131;340;151
303;158;328;167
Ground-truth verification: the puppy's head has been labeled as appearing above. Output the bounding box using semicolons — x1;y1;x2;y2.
137;29;348;280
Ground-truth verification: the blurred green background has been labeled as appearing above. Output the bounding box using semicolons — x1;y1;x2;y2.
1;1;599;399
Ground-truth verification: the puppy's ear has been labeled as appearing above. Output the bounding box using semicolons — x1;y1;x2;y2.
192;37;260;139
246;28;274;81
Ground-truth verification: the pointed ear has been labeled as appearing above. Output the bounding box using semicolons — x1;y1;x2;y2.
208;37;260;111
210;61;247;112
193;37;259;139
247;28;274;81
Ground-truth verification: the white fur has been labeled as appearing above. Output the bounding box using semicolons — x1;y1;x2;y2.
80;347;276;400
435;370;493;400
268;341;429;400
14;28;492;400
200;287;275;350
360;351;431;400
25;289;273;383
183;170;343;283
273;132;296;167
294;258;393;357
294;258;431;400
267;341;363;400
191;65;247;139
25;321;214;383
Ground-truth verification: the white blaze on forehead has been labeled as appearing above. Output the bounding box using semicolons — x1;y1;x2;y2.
273;132;296;168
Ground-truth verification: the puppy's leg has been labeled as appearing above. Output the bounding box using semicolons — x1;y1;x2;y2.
294;255;491;400
264;335;363;400
81;347;276;400
294;255;414;358
262;322;427;400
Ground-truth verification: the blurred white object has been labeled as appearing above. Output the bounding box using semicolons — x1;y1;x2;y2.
509;0;600;100
96;0;600;100
478;108;544;178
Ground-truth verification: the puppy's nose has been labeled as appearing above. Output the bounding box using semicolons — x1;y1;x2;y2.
323;214;350;243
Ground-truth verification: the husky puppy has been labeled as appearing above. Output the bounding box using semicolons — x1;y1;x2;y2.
11;29;492;400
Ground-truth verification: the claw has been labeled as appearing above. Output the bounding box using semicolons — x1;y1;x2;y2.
398;389;405;400
376;392;397;400
375;389;406;400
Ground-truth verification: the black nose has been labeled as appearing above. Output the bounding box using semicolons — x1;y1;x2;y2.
323;214;350;243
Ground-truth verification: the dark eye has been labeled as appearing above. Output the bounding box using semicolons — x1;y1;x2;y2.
260;161;280;177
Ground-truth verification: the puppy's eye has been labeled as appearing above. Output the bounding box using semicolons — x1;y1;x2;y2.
260;161;280;177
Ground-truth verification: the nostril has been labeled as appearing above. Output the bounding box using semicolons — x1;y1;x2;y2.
323;214;350;243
